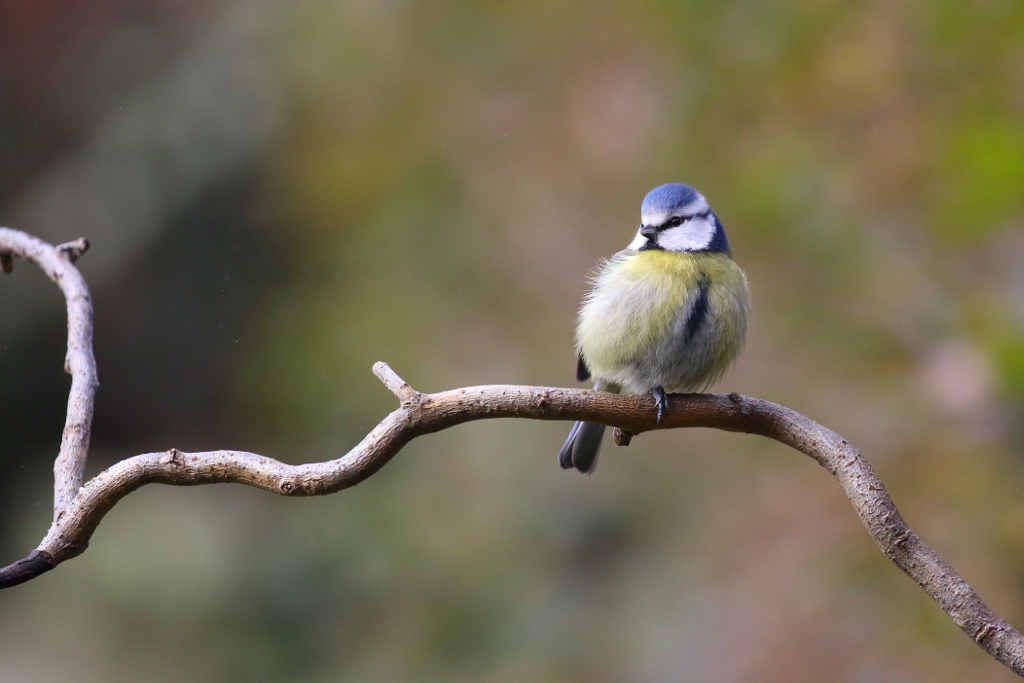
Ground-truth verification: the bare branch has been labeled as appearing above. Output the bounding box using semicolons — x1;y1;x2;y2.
1;227;1023;676
0;552;55;588
0;228;98;519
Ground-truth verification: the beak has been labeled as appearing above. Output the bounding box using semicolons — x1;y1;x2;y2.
639;224;658;239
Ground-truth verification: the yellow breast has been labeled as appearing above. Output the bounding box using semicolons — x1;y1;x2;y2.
577;249;748;390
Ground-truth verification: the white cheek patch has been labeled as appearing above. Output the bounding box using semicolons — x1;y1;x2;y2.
656;215;716;252
627;229;647;250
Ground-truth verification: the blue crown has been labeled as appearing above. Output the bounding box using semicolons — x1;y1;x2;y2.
641;183;701;216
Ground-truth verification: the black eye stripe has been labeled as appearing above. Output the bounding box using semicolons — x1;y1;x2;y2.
662;209;710;229
645;209;713;232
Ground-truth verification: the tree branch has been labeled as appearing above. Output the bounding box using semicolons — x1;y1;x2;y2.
1;228;1023;676
0;228;97;519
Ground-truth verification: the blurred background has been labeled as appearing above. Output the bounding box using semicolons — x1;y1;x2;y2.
2;0;1024;680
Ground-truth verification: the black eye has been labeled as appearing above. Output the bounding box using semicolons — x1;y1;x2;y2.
667;216;685;227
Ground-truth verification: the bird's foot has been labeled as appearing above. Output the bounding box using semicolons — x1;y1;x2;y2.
652;386;668;425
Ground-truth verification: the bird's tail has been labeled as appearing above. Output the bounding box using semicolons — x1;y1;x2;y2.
557;381;618;474
558;420;606;474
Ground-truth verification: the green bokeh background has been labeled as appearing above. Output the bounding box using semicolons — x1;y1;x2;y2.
2;1;1024;680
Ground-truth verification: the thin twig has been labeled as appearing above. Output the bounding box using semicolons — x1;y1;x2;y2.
372;360;419;403
0;227;1022;675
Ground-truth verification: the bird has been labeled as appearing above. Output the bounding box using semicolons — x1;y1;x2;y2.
558;183;750;474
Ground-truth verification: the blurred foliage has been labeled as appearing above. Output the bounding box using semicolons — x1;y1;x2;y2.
2;0;1024;681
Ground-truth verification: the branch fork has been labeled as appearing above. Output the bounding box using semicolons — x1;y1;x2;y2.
373;360;420;405
2;227;1024;676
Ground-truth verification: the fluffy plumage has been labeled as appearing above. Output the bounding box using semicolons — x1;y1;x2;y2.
559;183;750;473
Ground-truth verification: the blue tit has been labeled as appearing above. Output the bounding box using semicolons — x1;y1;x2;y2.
558;183;750;474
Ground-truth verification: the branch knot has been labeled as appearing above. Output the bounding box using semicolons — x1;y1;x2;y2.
161;449;185;466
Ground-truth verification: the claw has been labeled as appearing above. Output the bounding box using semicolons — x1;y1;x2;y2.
652;386;668;425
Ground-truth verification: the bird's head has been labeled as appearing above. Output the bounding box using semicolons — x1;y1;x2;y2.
628;183;730;255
